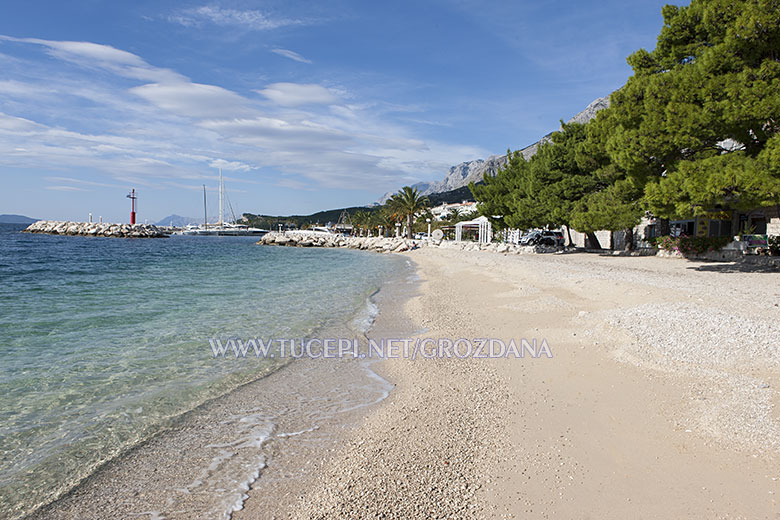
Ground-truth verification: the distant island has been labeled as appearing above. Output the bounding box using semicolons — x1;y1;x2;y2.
155;214;206;227
0;214;37;224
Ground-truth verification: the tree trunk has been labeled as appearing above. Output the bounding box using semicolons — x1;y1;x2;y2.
585;232;602;249
407;214;413;239
565;225;574;247
623;228;634;251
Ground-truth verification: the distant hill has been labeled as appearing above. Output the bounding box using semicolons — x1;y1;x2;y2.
244;206;373;229
243;187;477;230
155;214;206;227
0;214;37;224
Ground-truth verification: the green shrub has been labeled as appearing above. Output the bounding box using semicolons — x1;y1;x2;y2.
654;234;731;256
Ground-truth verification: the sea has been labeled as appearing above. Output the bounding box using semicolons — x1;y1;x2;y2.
0;223;409;519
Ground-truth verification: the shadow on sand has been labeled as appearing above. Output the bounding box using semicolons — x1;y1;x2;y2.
686;261;780;274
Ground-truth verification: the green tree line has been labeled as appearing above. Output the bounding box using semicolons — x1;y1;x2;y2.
471;0;780;249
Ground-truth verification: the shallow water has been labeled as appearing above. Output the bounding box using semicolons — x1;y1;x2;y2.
0;224;405;519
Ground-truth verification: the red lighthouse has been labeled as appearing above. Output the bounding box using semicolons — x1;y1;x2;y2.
127;189;137;225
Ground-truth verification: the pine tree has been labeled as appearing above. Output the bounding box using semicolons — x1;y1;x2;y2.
606;0;780;225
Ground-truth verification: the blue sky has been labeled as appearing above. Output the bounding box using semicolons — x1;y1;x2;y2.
0;0;670;222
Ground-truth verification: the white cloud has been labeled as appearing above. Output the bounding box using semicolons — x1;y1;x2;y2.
45;185;87;192
257;83;339;107
130;82;252;118
0;36;488;193
271;48;312;64
0;112;45;132
209;159;253;172
44;176;128;189
0;36;184;83
275;177;316;190
169;6;304;30
0;80;54;98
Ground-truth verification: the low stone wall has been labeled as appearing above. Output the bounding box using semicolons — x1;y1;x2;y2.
655;246;780;265
435;240;561;254
655;248;744;262
23;220;167;238
742;255;780;267
604;248;659;257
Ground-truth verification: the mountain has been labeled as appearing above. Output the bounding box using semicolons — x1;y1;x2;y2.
426;185;477;205
0;214;37;223
155;214;206;227
377;96;610;203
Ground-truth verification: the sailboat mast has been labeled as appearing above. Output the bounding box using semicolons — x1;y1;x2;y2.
203;184;208;229
218;168;224;227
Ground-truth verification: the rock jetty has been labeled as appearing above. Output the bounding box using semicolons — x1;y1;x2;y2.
23;220;168;238
257;231;418;252
257;231;563;254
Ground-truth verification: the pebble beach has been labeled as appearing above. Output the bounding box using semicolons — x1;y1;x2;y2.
252;247;780;518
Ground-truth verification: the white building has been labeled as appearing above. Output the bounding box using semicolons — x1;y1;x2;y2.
430;201;478;221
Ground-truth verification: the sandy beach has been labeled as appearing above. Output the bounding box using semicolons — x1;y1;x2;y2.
258;248;780;519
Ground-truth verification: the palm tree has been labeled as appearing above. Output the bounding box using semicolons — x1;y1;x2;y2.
388;186;429;239
376;206;398;236
367;211;384;236
352;210;369;236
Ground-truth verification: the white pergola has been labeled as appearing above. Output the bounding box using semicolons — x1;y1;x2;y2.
455;215;492;244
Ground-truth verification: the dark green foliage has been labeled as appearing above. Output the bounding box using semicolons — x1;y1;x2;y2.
243;206;380;229
473;0;780;242
469;149;525;230
608;0;780;219
387;186;430;239
428;185;476;206
654;234;731;255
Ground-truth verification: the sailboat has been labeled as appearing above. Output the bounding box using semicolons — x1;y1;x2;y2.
176;169;268;236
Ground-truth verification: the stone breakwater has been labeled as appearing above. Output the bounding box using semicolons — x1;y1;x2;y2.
256;231;562;255
256;231;418;252
23;220;168;238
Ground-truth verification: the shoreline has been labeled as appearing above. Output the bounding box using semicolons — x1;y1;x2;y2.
19;247;780;518
270;248;779;518
18;251;415;520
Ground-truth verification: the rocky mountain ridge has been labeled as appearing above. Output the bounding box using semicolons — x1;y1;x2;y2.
378;96;610;203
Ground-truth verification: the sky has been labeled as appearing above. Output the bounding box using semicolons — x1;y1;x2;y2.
0;0;671;223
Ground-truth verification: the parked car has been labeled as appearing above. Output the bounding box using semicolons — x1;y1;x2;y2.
519;230;565;246
413;232;429;240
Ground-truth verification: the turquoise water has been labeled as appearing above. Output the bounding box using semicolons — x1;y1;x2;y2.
0;223;404;518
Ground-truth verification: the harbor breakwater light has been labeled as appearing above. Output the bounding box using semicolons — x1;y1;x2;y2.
23;220;168;238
